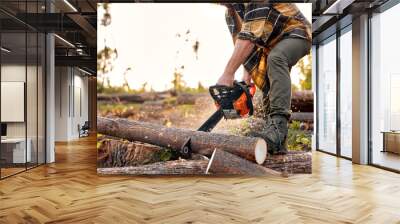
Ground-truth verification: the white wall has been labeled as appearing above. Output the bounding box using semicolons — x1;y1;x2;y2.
1;65;27;138
1;63;46;164
54;67;89;141
55;66;69;141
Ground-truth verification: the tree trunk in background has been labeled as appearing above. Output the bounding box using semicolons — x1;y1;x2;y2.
263;151;312;174
97;117;267;164
97;92;171;103
206;149;281;176
97;160;208;175
291;90;314;112
176;93;202;105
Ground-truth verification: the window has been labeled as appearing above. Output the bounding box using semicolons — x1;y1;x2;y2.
370;3;400;171
339;26;352;158
317;35;337;154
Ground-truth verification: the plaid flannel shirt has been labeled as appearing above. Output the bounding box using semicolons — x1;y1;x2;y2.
225;2;312;92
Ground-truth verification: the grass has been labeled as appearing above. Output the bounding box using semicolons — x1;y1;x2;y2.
98;102;142;112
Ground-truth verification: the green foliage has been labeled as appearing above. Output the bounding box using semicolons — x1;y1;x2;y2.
97;46;118;76
158;149;173;161
287;120;311;151
231;118;312;151
197;82;206;92
296;53;312;90
289;120;301;130
178;86;208;94
287;129;311;151
100;3;111;26
163;97;177;106
157;148;179;162
97;79;150;94
97;102;141;113
171;68;185;92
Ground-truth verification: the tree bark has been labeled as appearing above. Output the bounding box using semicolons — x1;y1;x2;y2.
97;117;267;164
97;92;171;103
290;112;314;122
206;149;281;176
176;93;204;105
97;139;164;168
263;151;312;174
97;160;208;175
291;90;314;113
98;138;210;168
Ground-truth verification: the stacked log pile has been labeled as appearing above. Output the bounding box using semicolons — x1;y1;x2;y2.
253;90;314;124
97;117;312;176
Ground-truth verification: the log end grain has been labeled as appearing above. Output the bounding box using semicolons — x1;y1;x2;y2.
255;139;267;165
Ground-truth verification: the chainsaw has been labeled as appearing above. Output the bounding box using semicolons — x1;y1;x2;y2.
180;80;256;158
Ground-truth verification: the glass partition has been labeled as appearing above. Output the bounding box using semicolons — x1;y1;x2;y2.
339;26;352;158
371;3;400;171
1;31;28;177
0;1;46;179
317;35;337;154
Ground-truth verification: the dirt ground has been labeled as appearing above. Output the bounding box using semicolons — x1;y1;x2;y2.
98;94;246;134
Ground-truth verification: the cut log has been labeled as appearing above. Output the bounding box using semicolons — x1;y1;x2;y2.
176;93;202;105
97;117;267;164
206;149;281;176
291;90;313;102
263;151;312;174
290;112;314;122
98;138;209;168
97;92;171;103
97;94;150;103
97;160;208;175
291;91;313;113
97;139;164;168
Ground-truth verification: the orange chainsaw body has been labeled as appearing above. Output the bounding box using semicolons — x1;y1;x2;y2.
233;83;256;117
212;82;256;119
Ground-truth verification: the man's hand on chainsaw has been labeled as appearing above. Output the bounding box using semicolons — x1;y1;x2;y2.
217;73;234;87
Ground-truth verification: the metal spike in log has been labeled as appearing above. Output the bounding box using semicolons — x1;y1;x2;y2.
97;160;208;175
97;117;267;164
206;149;281;176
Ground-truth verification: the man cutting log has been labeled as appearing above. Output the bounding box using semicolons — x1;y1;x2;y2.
217;2;311;155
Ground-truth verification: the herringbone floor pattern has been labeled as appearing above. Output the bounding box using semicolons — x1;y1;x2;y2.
1;136;400;224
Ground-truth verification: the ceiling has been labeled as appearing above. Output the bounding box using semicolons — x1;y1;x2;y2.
309;0;390;42
0;0;96;74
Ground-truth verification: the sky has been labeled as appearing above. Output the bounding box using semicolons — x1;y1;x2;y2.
98;3;312;91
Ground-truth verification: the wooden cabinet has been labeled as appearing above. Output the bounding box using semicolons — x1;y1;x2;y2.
382;132;400;154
